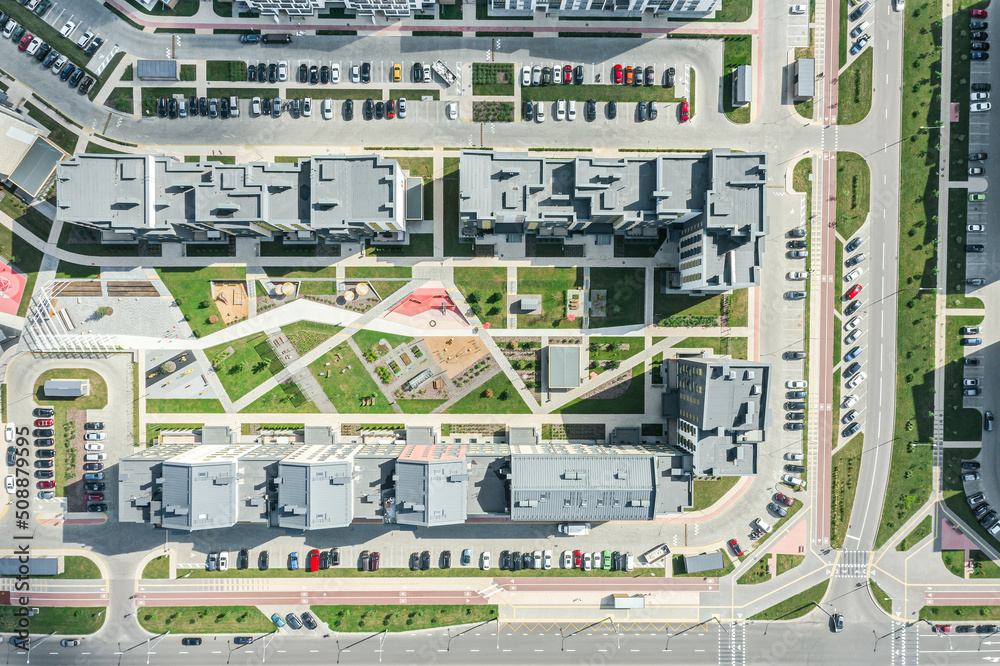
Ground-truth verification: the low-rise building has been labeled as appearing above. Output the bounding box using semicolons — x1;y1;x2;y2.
56;154;408;246
43;379;88;397
489;0;721;18
237;0;435;18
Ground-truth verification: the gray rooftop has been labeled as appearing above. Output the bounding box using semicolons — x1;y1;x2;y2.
277;445;357;530
0;558;58;576
795;58;815;98
43;379;88;397
394;443;468;527
510;453;657;521
160;460;238;531
9;137;62;197
684;551;724;574
136;60;178;80
733;65;753;106
548;345;581;389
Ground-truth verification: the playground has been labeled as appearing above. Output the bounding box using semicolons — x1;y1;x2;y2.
211;280;249;324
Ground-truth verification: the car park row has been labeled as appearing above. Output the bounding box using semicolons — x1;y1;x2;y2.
1;13;104;96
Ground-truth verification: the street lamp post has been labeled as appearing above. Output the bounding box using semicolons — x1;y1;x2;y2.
666;617;727;651
979;627;1000;651
146;631;170;665
23;631;55;665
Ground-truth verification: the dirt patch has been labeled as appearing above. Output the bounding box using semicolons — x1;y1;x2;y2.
211;280;249;325
422;336;490;379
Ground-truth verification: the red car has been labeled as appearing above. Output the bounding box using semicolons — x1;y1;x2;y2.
728;539;744;557
775;493;794;507
308;549;320;572
573;550;582;568
386;99;395;119
680;99;690;122
563;65;572;84
845;284;862;299
18;33;33;51
34;419;53;427
613;64;623;84
36;481;54;489
369;551;380;571
972;9;987;18
935;624;952;633
86;494;104;502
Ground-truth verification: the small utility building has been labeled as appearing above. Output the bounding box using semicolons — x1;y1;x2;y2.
732;64;753;107
136;60;178;81
548;345;581;389
43;379;89;398
793;58;815;101
683;551;725;574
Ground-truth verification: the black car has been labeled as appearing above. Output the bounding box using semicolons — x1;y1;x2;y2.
169;98;178;119
412;61;423;82
33;429;52;438
200;97;208;116
973;31;990;40
612;551;622;571
298;63;308;83
331;547;340;566
978;624;1000;634
85;37;103;56
85;422;104;430
410;552;420;571
788;240;808;249
645;65;655;86
34;471;53;479
361;62;371;83
972;82;992;91
344;99;353;120
88;504;107;512
364;99;374;120
785;401;807;410
957;625;976;633
321;65;330;84
375;101;384;119
35;459;53;468
181;637;202;646
257;63;266;81
972;42;991;50
971;152;989;161
638;100;647;121
845;300;862;316
83;462;102;471
286;614;302;630
967;244;986;253
421;550;431;570
157;97;168;118
301;612;317;630
268;63;277;83
237;549;249;570
966;357;982;365
262;97;272;115
234;636;254;645
220;97;230;119
964;461;982;470
972;20;989;29
586;98;596;121
499;550;510;570
523;99;534;121
607;101;617;119
84;482;105;492
61;63;76;81
786;464;806;473
512;551;522;571
33;408;54;418
320;550;330;569
35;43;51;62
259;550;269;571
574;65;584;84
665;66;675;87
35;439;53;447
43;51;58;69
974;502;991;518
522;552;532;570
247;64;256;82
188;96;198;116
980;511;998;528
442;550;451;568
310;65;318;84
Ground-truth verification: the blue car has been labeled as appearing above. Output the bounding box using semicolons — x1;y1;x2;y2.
850;34;870;55
843;346;862;363
270;613;285;628
240;34;260;43
289;552;299;570
60;63;75;82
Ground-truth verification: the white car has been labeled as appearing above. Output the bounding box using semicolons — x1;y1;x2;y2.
972;102;992;112
843;394;858;409
968;224;985;232
553;67;562;84
844;267;863;282
26;38;41;56
521;65;531;86
972;92;991;101
846;371;867;389
4;476;13;494
322;98;333;120
892;0;904;9
350;65;360;83
51;55;67;73
787;271;809;280
3;21;18;40
561;550;572;568
543;549;552;570
218;551;229;572
423;65;431;83
4;423;13;443
447;102;457;120
84;443;104;452
785;380;808;389
481;551;491;570
251;97;261;116
398;98;406;118
532;550;543;569
60;21;76;38
330;63;340;84
556;99;566;121
844;328;863;345
84;433;106;441
535;102;546;122
582;552;592;571
77;30;94;49
532;65;541;85
844;315;864;331
755;517;773;533
277;61;288;82
303;97;312;117
567;100;577;121
790;4;807;12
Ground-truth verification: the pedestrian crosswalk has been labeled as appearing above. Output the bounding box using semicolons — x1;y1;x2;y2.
836;550;869;578
718;621;745;666
891;621;919;665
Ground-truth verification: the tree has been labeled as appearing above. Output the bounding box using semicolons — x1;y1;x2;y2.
199;300;212;309
499;389;509;401
160;361;176;374
208;315;219;324
485;388;494;398
95;306;113;318
467;291;482;304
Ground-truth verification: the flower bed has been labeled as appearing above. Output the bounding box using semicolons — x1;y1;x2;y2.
472;101;514;122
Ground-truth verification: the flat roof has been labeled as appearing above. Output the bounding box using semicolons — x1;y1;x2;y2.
9;137;62;197
548;345;581;389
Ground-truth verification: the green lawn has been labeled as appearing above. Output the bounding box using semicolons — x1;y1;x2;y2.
157;267;246;338
677;337;748;360
84;142;127;155
205;333;283;402
265;265;338;278
125;0;200;14
941;550;966;578
527;84;680;104
344;267;412;279
33;368;108;496
945;315;984;440
671;552;734;578
0;607;105;635
313;605;498;632
142;555;170;579
394;156;434;221
920;605;1000;621
830;433;863;548
239;382;318;414
652;279;725;326
24;102;78;154
1;186;52;240
139;606;274;634
145;398;226;413
838;48;873;124
0;206;45;316
516;267;584;329
397;399;449;414
589;267;645;327
140;87;197;116
282;321;343;355
777;554;805;576
874;440;934;549
737;557;771;585
206;60;246;82
104;87;134;114
836;152;871;239
366;234;434;257
748;580;830;620
445;373;531;414
55;262;99;279
870;579;894;615
688;476;740;512
556;365;645;415
308;343;394;413
53;556;101;579
351;329;412;356
588;337;645;362
722;36;752;123
454;267;507;329
699;0;751;21
145;423;204;447
896;515;932;551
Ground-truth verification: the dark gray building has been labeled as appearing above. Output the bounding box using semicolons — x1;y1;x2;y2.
393;433;469;527
276;433;360;531
683;551;725;574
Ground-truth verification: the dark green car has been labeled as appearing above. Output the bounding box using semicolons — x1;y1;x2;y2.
6;446;15;466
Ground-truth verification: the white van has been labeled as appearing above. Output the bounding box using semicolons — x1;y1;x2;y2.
84;453;107;462
229;96;239;118
783;474;805;487
624;553;634;571
755;518;772;534
558;523;591;536
850;20;870;39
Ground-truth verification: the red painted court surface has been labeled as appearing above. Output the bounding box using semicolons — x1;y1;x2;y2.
391;288;462;318
0;261;26;315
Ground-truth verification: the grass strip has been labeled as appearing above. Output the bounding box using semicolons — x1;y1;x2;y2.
830;433;863;548
896;515;932;551
748;580;830;620
313;604;497;632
